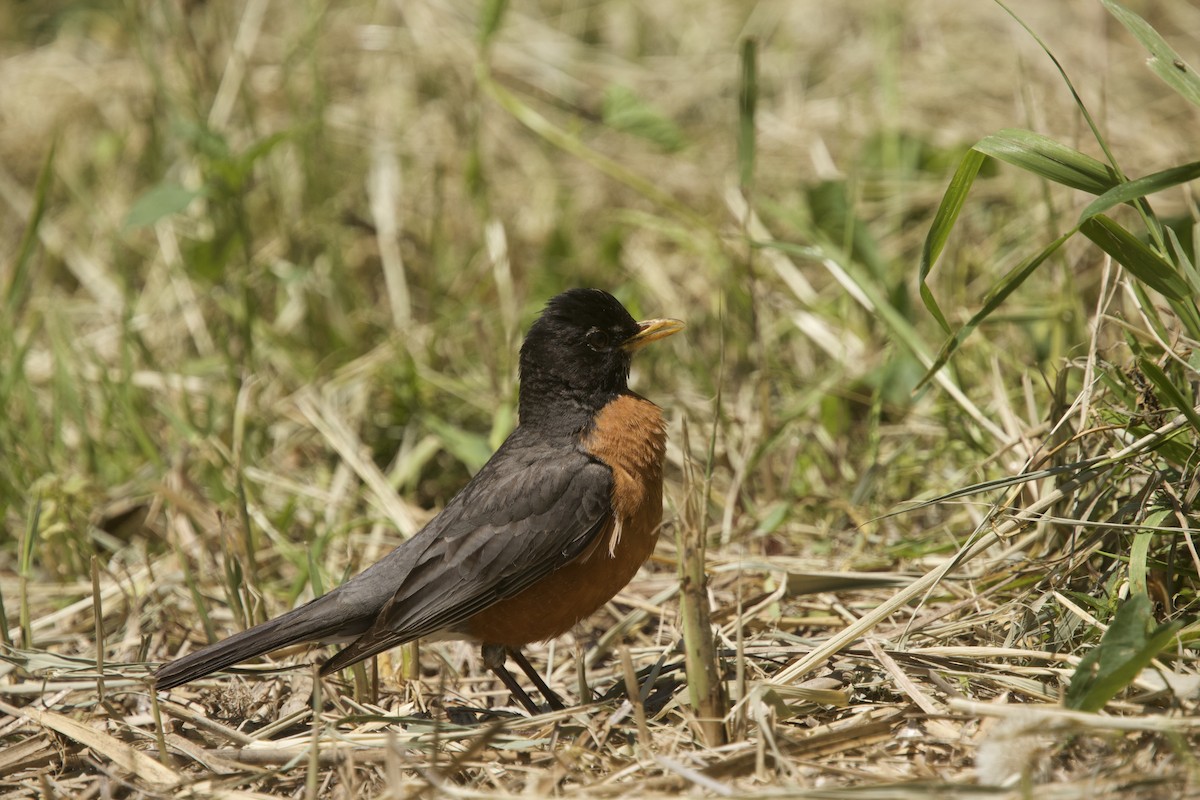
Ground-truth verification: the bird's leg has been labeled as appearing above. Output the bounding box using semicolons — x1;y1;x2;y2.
481;643;541;715
507;647;566;711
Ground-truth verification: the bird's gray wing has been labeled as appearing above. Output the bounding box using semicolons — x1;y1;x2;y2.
319;440;612;674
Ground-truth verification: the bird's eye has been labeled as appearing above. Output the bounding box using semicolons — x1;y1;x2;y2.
585;329;611;350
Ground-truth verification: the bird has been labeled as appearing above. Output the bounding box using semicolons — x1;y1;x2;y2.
154;288;684;714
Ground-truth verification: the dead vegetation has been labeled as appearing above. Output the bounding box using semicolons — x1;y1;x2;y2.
2;1;1199;798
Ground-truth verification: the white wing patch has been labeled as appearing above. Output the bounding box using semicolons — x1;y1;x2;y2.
607;517;624;557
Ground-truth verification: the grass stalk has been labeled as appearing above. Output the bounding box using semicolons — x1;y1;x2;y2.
620;646;652;752
91;556;105;704
676;419;727;747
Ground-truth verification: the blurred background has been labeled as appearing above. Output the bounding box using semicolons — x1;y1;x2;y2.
3;0;1196;572
1;0;1198;793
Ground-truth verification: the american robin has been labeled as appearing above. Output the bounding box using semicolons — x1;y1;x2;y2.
154;288;683;713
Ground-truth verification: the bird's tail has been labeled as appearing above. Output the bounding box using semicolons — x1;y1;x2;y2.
153;595;353;690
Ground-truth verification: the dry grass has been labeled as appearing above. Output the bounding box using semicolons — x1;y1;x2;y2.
2;1;1199;798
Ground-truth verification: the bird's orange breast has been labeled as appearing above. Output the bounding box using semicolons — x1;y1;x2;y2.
461;393;667;645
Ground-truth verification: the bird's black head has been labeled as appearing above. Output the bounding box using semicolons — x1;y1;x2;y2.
518;289;682;429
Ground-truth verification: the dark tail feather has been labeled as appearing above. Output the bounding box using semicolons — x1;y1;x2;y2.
154;597;352;690
318;628;408;677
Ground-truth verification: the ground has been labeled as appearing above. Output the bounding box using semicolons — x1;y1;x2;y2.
1;1;1199;798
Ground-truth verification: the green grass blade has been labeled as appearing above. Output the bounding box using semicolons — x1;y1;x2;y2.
738;37;758;190
993;2;1126;179
480;74;710;233
974;129;1117;194
1080;216;1189;300
919;148;987;335
1165;226;1200;297
918;230;1072;387
1065;593;1183;712
6;140;55;317
425;415;493;473
307;546;326;598
18;498;41;651
0;585;9;649
1127;533;1150;600
993;1;1178;252
1101;0;1200;109
761;238;934;368
1129;510;1172;599
1078;161;1200;224
479;0;509;46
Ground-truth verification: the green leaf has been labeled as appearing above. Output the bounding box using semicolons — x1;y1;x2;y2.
1078;161;1200;224
1065;593;1182;712
1080;215;1189;300
602;85;686;153
974;129;1118;194
919;148;987;335
1102;0;1200;109
124;181;203;229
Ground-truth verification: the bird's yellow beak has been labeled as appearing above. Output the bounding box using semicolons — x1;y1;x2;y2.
622;318;685;352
